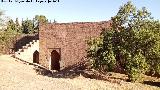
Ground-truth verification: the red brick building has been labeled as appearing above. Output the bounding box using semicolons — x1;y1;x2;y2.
39;21;111;70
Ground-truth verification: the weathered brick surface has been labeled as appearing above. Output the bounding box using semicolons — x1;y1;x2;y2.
39;21;111;70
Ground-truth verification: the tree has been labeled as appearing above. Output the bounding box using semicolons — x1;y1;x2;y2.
15;18;21;33
87;1;160;82
53;19;57;23
21;19;34;34
6;19;16;33
0;10;5;29
0;10;5;44
20;15;48;34
34;15;48;33
34;15;48;24
0;10;17;54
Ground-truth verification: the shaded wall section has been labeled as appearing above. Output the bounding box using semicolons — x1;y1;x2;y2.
39;21;111;70
13;34;39;52
0;34;38;54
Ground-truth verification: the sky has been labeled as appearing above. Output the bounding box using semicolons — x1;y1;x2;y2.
0;0;159;23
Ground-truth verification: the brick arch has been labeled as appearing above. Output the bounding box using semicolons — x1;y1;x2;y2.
51;50;60;71
33;50;39;64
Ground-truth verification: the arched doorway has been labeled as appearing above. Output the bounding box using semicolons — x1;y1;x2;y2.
51;50;60;71
33;50;39;64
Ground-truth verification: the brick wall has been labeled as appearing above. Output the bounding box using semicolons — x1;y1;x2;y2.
39;21;111;70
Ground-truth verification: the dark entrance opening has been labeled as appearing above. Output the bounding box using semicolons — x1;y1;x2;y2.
33;50;39;64
51;50;60;71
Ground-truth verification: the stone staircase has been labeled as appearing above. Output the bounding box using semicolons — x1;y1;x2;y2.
14;40;39;63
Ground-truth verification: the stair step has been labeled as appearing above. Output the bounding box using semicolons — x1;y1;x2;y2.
15;52;20;55
22;46;28;49
36;40;39;43
29;42;34;45
18;49;24;52
14;39;39;63
33;40;36;42
26;44;31;47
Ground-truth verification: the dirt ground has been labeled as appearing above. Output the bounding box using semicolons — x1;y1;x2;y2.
0;55;159;90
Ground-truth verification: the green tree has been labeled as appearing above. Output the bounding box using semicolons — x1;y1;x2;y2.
15;18;21;33
6;19;17;33
87;1;160;82
34;15;48;24
34;15;48;32
21;19;34;34
20;15;48;34
0;10;16;54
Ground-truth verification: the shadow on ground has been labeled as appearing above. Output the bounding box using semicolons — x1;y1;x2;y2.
33;61;117;82
33;61;160;87
33;61;132;85
143;81;160;87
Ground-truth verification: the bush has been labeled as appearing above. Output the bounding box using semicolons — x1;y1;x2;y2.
87;1;160;82
0;30;17;54
87;31;116;71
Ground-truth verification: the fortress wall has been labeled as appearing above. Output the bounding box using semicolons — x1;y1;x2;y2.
39;21;111;69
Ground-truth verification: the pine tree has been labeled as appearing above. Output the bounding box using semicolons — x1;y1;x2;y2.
15;18;21;33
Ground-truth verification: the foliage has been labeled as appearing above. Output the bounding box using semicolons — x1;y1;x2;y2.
15;18;21;33
21;15;48;34
87;1;160;82
87;35;116;71
0;30;17;54
0;10;15;47
6;19;17;33
21;19;34;34
0;10;5;27
0;8;50;54
4;15;49;34
33;15;48;32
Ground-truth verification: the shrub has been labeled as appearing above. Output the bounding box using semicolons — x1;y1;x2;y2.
87;1;160;82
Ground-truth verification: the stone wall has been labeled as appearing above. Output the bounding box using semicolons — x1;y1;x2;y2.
39;21;111;70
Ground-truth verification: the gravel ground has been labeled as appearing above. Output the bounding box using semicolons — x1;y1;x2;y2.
0;55;159;90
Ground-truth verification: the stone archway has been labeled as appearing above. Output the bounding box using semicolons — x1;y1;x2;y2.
33;50;39;64
51;50;60;71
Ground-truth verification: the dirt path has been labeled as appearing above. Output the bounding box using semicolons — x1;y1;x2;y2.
0;55;159;90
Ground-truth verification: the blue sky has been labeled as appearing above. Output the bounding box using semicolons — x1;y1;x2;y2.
0;0;159;23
